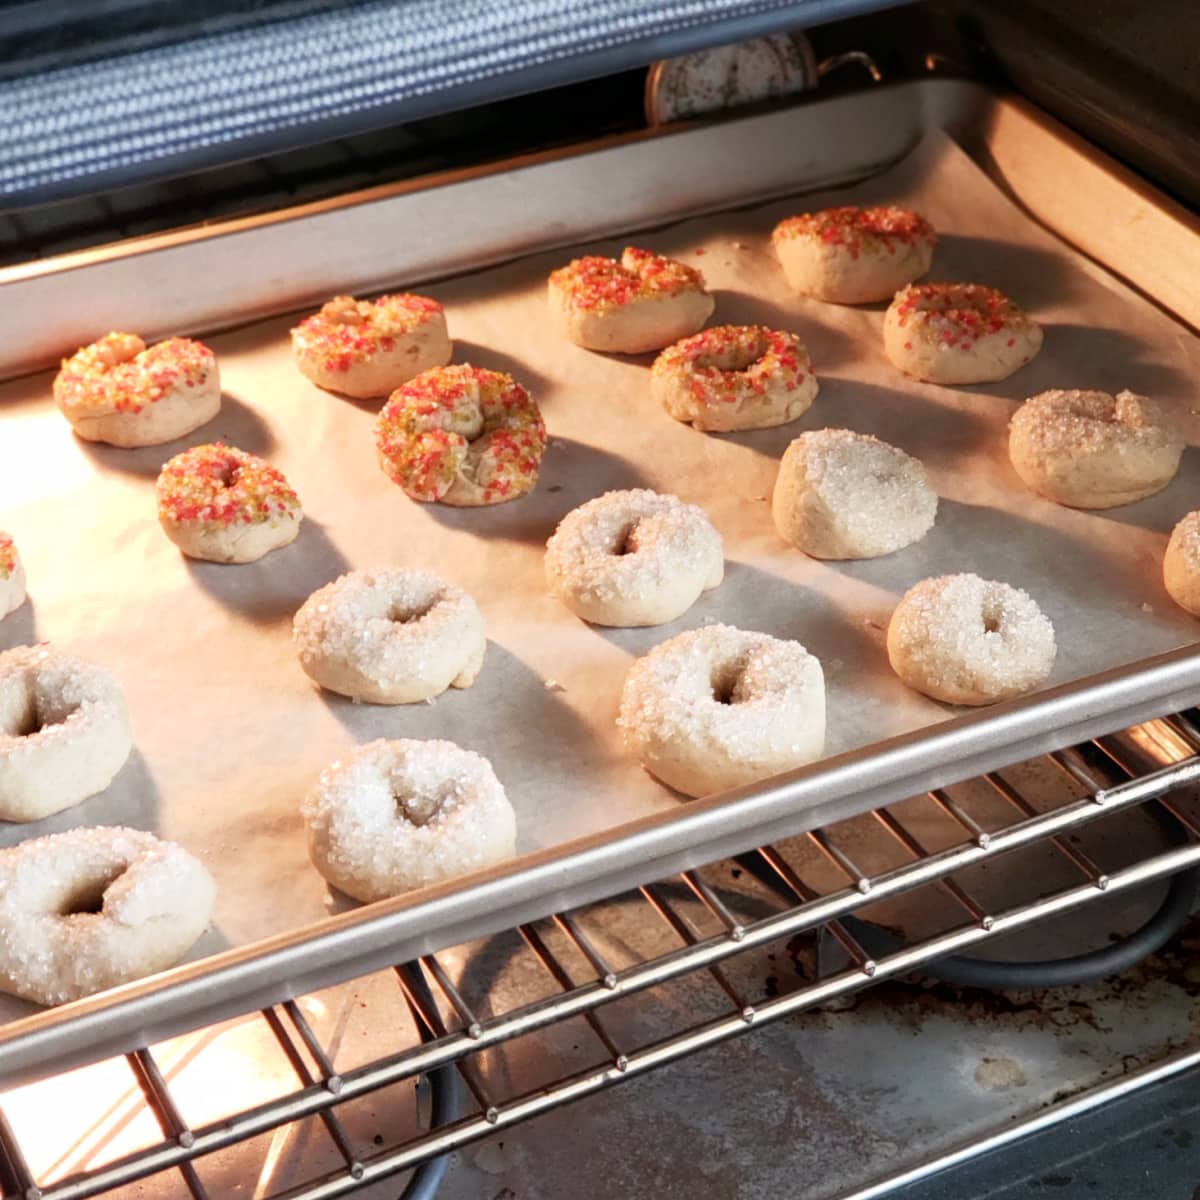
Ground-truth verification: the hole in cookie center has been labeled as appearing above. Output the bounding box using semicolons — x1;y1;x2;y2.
695;342;765;375
1;695;65;738
387;598;436;624
58;871;122;917
392;787;444;828
710;665;742;705
213;464;240;489
981;604;1003;635
611;522;640;557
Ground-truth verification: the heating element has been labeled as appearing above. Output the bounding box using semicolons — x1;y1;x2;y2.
2;714;1197;1199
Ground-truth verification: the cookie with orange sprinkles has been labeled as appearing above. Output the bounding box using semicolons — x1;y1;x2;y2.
156;443;303;563
375;364;547;507
548;246;714;353
883;283;1042;385
651;324;818;432
54;333;220;447
773;206;936;304
0;532;26;620
291;293;451;400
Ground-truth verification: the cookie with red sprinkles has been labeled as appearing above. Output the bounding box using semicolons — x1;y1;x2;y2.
0;532;26;620
291;293;451;400
883;282;1042;385
651;324;818;432
548;246;714;353
773;206;936;304
156;443;303;563
375;364;547;507
54;333;220;448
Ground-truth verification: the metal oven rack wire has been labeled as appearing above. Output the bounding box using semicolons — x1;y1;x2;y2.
2;713;1199;1200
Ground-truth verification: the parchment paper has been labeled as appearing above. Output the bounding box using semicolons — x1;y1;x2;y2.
0;131;1197;1019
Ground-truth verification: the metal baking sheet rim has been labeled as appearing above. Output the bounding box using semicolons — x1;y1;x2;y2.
2;80;1199;1087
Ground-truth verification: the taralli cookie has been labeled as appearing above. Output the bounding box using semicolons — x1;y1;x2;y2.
1164;510;1200;618
54;333;220;447
618;624;825;798
884;284;1042;385
772;206;936;304
772;429;937;559
156;443;302;563
545;489;724;627
651;325;818;432
548;246;714;353
375;364;546;506
1009;389;1184;509
294;568;486;704
0;826;215;1006
887;574;1056;706
0;645;133;822
0;532;26;621
291;293;451;399
303;738;516;902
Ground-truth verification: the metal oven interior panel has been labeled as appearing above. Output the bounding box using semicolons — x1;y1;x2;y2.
0;76;1198;1109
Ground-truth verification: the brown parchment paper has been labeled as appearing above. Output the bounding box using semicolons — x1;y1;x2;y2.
0;131;1197;1018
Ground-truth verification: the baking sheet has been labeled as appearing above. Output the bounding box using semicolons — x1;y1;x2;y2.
0;130;1197;1022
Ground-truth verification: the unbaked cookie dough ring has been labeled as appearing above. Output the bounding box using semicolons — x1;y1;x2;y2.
618;624;825;798
772;206;936;304
303;738;516;902
294;567;486;704
291;293;452;400
0;532;26;620
156;443;303;563
545;489;724;627
651;325;819;432
0;826;215;1006
375;364;547;506
772;428;937;559
887;574;1056;706
1009;389;1184;509
1164;510;1200;618
884;284;1042;385
54;333;220;447
0;645;134;823
548;246;715;354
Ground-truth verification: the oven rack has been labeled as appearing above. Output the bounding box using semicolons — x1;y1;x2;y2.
3;715;1199;1200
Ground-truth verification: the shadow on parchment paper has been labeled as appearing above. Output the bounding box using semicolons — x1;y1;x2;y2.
184;518;351;624
718;375;997;467
0;598;36;652
1087;444;1200;534
713;287;863;372
1007;323;1192;401
421;436;651;546
452;338;554;393
74;393;276;478
0;748;162;852
311;641;604;901
932;235;1091;309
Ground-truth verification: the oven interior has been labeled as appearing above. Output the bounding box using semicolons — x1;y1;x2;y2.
1;3;1198;1198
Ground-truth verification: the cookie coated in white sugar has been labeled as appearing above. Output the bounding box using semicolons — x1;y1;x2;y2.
618;624;826;798
0;644;133;822
0;826;215;1006
294;568;486;704
1009;388;1184;509
303;738;516;902
772;428;937;559
545;489;724;627
887;574;1056;706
